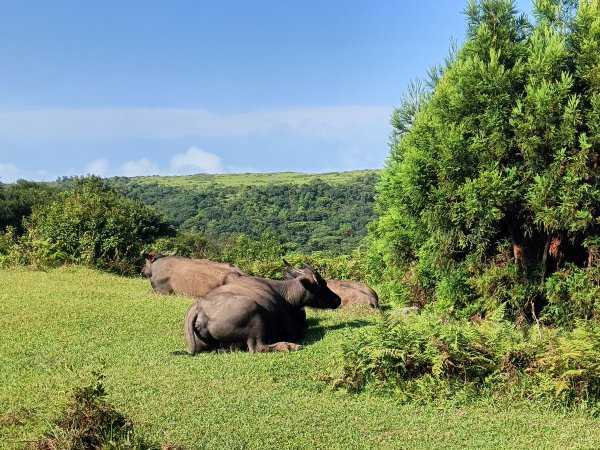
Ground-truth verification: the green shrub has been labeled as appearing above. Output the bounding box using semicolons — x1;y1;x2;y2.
0;180;60;234
31;371;165;450
533;321;600;405
469;240;534;319
542;263;600;328
369;0;600;325
338;308;531;391
151;231;215;260
147;228;371;282
22;176;173;274
0;226;20;268
336;308;600;409
279;251;368;281
219;231;288;278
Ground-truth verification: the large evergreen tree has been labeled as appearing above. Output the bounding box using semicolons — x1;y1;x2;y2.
371;0;600;323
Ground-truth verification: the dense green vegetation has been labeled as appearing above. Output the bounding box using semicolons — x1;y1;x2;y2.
0;180;60;234
3;1;600;439
337;0;600;401
16;177;173;274
338;308;600;409
107;171;378;254
150;229;370;282
370;0;600;321
3;267;600;449
2;171;378;258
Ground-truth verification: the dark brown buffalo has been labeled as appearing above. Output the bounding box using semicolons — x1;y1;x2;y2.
282;261;378;309
325;279;379;308
184;263;341;354
141;253;246;297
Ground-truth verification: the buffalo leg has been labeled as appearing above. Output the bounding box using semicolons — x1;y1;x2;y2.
252;340;304;352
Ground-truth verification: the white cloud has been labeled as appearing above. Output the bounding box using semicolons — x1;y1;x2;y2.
119;158;161;177
170;146;223;174
0;162;20;182
0;106;391;181
85;158;110;177
79;146;225;178
0;106;391;142
0;162;55;183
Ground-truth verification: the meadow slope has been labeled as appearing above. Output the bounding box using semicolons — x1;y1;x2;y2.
111;170;380;188
1;267;599;449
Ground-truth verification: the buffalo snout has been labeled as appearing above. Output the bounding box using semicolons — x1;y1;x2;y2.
318;289;341;309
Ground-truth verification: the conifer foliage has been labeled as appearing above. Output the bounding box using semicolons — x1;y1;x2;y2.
371;0;600;323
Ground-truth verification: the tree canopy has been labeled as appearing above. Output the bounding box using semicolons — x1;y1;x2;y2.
0;180;60;234
23;176;173;273
371;0;600;324
107;172;378;255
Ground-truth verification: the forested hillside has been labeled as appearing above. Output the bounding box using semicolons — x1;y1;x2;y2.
105;170;379;254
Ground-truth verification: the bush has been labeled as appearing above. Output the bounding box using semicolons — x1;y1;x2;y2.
31;371;168;450
542;263;600;328
220;231;288;278
22;177;173;274
0;180;60;234
336;308;600;409
533;321;600;405
469;239;534;319
149;229;372;282
151;231;215;260
337;308;532;391
0;226;21;268
370;0;600;324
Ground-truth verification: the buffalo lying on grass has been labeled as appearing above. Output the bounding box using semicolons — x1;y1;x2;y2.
324;279;379;308
184;263;341;354
141;253;246;297
283;263;378;309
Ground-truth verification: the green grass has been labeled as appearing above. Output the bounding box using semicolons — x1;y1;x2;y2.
122;170;379;188
1;267;599;449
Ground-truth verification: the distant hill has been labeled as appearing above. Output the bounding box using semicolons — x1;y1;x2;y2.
116;170;378;188
107;170;380;254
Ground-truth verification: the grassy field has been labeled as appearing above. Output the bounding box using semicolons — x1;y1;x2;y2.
1;267;599;449
121;170;379;188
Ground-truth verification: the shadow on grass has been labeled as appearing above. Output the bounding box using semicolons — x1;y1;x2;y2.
302;317;372;346
171;316;372;356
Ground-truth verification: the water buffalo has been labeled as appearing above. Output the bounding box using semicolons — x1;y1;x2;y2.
282;262;378;308
141;253;246;297
184;263;341;354
325;279;379;308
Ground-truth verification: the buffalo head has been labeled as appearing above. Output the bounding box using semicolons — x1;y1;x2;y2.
140;252;163;278
283;262;341;309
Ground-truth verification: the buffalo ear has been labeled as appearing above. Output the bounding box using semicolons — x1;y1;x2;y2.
301;263;319;277
147;252;161;263
301;263;322;284
297;276;314;290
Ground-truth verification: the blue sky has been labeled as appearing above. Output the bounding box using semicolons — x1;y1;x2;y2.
0;0;532;182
